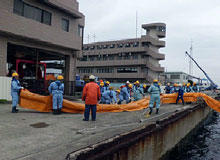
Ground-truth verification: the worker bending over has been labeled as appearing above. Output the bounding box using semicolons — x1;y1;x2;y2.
48;75;64;115
148;79;161;114
101;87;118;104
11;72;24;113
118;81;132;104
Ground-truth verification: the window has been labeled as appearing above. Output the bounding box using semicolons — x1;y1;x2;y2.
117;68;137;73
103;45;108;49
109;55;114;60
170;74;180;79
13;0;51;25
62;18;69;32
117;44;123;48
13;0;23;16
110;44;115;48
157;26;166;32
24;4;42;22
90;46;95;50
78;25;84;37
132;55;138;59
42;11;51;25
125;43;131;48
133;42;139;47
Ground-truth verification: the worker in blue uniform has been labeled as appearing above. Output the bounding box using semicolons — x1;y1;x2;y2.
176;84;185;105
11;72;23;113
165;83;172;94
118;82;132;104
185;83;193;93
133;81;144;101
48;75;64;115
100;82;106;104
101;87;118;104
148;79;161;114
192;82;200;92
105;81;110;90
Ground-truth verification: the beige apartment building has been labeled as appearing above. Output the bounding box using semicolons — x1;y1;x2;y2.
77;23;166;83
0;0;84;81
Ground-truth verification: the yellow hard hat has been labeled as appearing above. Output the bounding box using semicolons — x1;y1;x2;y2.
193;82;196;86
187;83;190;87
128;84;133;88
57;75;64;80
100;82;104;86
106;81;110;85
116;89;120;93
109;86;113;90
12;72;19;77
134;82;136;85
153;79;158;83
143;84;147;88
136;80;140;84
183;83;186;86
158;83;161;86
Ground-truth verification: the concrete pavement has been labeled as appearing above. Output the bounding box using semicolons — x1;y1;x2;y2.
0;103;192;160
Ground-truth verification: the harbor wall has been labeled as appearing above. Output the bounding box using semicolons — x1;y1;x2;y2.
67;103;212;160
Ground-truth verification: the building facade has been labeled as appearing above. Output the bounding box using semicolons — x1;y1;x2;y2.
0;0;84;81
161;71;203;85
77;23;166;83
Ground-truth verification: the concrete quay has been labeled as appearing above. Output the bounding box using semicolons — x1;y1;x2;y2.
0;101;211;160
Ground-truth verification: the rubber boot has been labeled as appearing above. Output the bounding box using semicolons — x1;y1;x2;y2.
156;108;159;114
58;108;62;114
11;107;18;113
149;107;153;115
15;107;19;112
53;109;58;115
117;101;121;105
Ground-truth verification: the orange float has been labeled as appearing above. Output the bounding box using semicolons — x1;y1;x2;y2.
19;90;220;113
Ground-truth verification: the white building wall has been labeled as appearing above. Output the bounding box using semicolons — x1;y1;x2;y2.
0;77;12;101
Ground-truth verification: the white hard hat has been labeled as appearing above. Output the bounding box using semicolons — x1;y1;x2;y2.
89;75;95;80
126;81;130;84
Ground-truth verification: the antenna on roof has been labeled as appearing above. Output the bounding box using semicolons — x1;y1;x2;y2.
87;35;90;44
93;34;96;43
136;11;138;38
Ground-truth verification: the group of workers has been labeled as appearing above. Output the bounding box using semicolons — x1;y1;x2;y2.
165;82;200;105
10;72;200;121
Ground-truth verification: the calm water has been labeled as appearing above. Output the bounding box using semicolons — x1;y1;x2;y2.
169;112;220;160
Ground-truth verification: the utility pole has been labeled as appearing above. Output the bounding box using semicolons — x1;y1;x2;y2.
93;34;96;43
87;35;90;44
136;11;138;38
189;41;193;76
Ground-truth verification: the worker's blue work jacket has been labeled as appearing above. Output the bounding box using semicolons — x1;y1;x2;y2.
100;86;106;94
102;90;117;104
177;87;184;97
148;83;161;108
165;86;171;94
48;81;64;109
192;86;200;92
48;81;64;95
11;78;22;107
119;86;130;103
133;86;144;101
185;86;193;93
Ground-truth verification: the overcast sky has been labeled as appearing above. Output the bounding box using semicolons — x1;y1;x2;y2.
78;0;220;85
